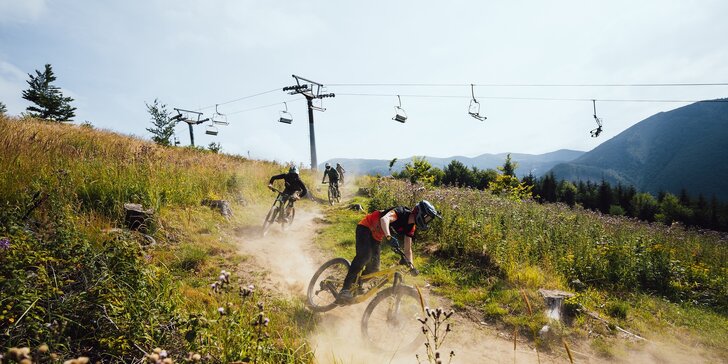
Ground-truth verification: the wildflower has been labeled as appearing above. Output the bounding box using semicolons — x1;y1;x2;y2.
217;307;225;315
191;353;201;361
38;344;49;353
0;238;9;250
147;353;160;363
159;350;168;358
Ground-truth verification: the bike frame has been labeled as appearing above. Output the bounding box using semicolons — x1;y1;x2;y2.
347;265;407;304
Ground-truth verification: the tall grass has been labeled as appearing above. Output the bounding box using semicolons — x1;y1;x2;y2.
0;117;285;220
369;178;728;313
0;116;315;362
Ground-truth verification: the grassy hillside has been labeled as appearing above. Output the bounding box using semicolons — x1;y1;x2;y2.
0;116;316;362
363;178;728;359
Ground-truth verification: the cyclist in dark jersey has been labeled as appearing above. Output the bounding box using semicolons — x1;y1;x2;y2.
336;163;346;184
337;200;441;303
268;166;308;204
322;162;340;188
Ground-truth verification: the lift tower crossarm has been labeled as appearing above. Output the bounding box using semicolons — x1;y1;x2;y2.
283;75;335;170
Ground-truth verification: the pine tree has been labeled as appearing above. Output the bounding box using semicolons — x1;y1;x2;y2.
0;101;7;115
22;64;76;121
145;99;175;146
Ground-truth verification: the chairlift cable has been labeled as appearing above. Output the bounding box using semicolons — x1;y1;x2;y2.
335;93;728;103
196;87;283;111
227;98;303;115
328;82;728;88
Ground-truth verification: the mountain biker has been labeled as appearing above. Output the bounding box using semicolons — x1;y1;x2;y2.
337;200;442;304
322;163;340;191
336;163;346;185
268;166;308;220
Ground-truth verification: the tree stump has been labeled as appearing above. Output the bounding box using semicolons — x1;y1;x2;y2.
538;289;574;321
124;203;154;233
348;203;364;212
202;199;233;217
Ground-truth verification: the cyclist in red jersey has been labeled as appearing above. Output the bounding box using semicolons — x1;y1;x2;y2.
336;200;441;303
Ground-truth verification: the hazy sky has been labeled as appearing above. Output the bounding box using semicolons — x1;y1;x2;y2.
2;1;727;167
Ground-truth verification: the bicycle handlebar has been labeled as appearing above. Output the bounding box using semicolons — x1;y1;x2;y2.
391;245;415;270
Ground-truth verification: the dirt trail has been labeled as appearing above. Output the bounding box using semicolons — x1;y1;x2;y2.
234;187;718;363
235;185;563;363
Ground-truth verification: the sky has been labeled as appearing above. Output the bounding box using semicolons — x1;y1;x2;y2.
2;0;728;168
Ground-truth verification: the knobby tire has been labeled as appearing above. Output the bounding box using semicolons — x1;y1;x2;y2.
360;285;423;353
306;258;350;312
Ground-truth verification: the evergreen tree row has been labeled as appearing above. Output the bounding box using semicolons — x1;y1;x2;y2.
391;157;728;232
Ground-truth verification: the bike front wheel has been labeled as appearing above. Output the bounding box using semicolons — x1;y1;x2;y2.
282;205;295;230
262;205;280;237
307;257;350;312
361;285;423;353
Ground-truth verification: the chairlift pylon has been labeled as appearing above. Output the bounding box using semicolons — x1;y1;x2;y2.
279;102;293;124
468;84;487;121
212;104;229;126
590;99;603;138
392;95;407;123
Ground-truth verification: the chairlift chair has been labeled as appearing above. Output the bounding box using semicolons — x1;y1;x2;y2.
205;123;219;136
212;104;229;126
279;102;293;124
468;84;487;121
392;95;407;123
590;100;603;138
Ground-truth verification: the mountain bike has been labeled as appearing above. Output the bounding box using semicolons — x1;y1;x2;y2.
306;243;424;352
261;186;296;236
323;181;341;205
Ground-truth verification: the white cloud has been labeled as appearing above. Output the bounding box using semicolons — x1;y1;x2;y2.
0;0;48;24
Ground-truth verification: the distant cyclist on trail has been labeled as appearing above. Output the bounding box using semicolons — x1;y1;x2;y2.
322;163;340;188
336;200;442;304
336;163;346;185
268;166;308;219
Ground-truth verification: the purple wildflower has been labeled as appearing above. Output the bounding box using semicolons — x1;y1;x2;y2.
0;238;9;250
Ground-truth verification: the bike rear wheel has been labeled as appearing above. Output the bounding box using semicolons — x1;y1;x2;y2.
361;285;423;353
335;186;341;203
307;258;350;312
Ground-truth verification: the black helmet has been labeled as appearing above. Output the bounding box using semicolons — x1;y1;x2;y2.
414;200;441;230
289;166;299;175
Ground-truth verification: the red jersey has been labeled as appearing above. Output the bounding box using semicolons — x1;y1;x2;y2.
358;207;416;242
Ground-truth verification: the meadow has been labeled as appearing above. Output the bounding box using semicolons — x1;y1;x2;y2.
367;178;728;356
0;116;316;362
2;115;727;362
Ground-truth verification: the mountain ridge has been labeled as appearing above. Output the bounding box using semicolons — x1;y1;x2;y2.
323;149;585;177
550;99;728;200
